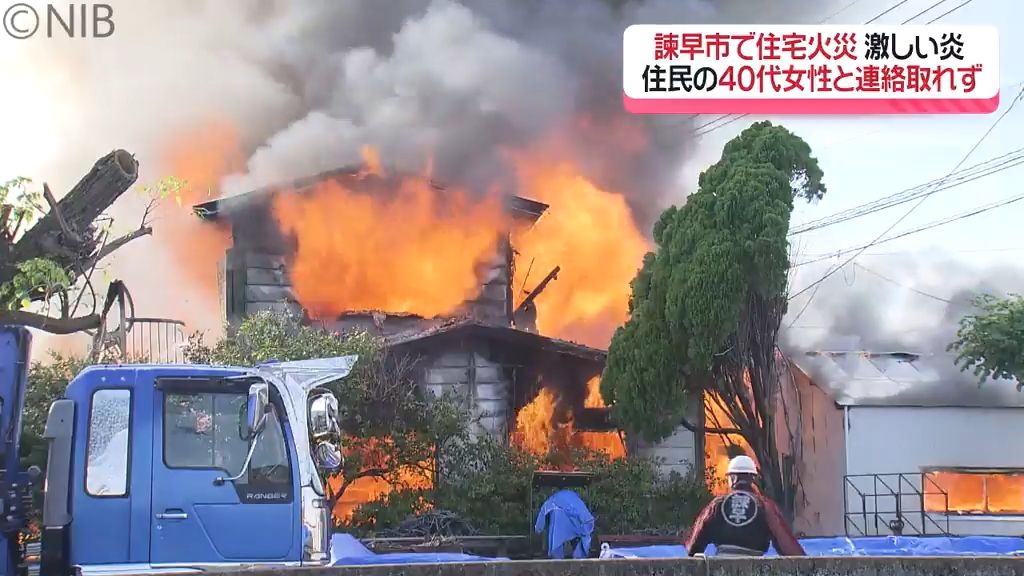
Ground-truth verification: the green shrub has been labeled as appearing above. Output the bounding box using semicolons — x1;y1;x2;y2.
347;440;713;538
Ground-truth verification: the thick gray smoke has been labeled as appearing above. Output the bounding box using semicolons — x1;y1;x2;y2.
9;0;836;351
782;253;1024;405
217;0;829;227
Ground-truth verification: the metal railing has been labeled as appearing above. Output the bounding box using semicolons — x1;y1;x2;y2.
124;317;188;363
844;473;951;537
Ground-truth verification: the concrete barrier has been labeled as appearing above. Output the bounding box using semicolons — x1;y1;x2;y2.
201;557;1024;576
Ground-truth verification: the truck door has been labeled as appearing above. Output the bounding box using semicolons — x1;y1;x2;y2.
150;378;299;565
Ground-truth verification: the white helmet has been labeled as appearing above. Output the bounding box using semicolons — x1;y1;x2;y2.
727;455;758;475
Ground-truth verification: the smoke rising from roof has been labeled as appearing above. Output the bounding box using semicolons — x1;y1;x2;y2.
9;0;830;353
782;252;1024;404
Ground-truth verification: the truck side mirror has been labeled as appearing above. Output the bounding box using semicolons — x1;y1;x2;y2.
246;382;269;437
309;393;339;439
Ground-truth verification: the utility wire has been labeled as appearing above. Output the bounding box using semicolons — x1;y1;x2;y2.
789;86;1024;299
901;0;950;23
853;263;953;303
801;246;1024;257
792;189;1024;267
867;0;911;23
790;147;1024;234
694;0;957;140
821;0;868;22
926;0;977;23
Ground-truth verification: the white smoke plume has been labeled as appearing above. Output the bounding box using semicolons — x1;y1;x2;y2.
6;0;837;354
781;252;1024;401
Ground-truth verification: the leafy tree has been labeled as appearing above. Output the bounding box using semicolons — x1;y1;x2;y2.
185;311;468;522
949;293;1024;389
601;121;825;516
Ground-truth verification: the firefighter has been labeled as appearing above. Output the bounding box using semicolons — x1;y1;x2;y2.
685;455;806;557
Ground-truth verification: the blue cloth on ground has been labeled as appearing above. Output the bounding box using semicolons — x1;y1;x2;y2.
329;533;507;566
598;535;1024;559
534;489;595;559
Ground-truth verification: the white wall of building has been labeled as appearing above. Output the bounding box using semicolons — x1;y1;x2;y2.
636;425;698;478
845;406;1024;537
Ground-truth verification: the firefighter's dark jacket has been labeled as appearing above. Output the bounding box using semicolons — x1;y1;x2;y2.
685;484;805;556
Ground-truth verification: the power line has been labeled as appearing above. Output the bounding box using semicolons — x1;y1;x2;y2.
821;0;868;22
801;246;1024;257
854;263;953;303
901;0;950;24
867;0;911;23
785;280;823;328
789;86;1024;299
926;0;977;23
792;189;1024;267
693;0;955;141
789;147;1024;235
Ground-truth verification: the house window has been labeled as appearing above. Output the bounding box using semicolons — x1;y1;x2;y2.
924;469;1024;514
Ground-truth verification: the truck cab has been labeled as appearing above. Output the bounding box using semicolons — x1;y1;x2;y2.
34;355;352;574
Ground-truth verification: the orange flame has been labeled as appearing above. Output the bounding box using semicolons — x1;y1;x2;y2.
359;145;383;177
513;387;563;457
704;393;754;495
512;159;650;348
272;150;509;319
583;375;605;408
925;471;1024;514
513;377;625;461
328;436;433;522
576;377;626;459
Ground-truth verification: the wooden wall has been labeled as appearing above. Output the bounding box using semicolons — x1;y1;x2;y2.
222;243;514;329
416;345;511;439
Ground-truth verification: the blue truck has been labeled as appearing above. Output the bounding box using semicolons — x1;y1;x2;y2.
0;324;355;575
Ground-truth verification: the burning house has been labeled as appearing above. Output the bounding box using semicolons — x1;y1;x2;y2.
191;165;639;513
782;351;1024;538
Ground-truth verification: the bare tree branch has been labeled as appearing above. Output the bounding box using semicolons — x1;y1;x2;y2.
679;416;741;435
0;310;100;334
86;225;153;266
42;182;84;245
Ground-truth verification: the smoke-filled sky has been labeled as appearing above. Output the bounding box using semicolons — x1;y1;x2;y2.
2;0;1023;363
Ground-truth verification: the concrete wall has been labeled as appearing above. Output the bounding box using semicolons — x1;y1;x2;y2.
845;406;1024;537
200;557;1024;576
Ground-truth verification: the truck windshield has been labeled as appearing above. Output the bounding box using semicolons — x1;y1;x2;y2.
164;390;292;493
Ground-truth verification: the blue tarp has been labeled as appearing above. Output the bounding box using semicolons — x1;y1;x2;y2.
599;536;1024;559
535;489;595;559
330;534;507;566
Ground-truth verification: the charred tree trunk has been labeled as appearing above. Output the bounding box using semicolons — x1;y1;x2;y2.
1;150;145;335
2;150;139;286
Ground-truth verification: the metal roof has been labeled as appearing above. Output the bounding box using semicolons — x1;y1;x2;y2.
789;351;1024;408
385;318;607;363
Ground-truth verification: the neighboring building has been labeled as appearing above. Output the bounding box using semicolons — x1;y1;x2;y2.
784;351;1024;538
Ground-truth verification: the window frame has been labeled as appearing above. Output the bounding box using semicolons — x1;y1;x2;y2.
162;389;252;474
84;387;134;498
923;467;1024;516
158;380;295;494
